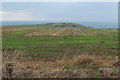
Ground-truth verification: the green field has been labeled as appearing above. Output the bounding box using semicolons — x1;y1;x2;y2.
2;23;119;78
3;27;118;58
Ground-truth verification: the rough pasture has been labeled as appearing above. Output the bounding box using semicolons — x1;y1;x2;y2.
2;26;118;78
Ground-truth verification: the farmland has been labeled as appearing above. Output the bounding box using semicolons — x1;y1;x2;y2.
2;23;119;78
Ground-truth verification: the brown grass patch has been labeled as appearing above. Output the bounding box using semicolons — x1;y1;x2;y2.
2;50;118;78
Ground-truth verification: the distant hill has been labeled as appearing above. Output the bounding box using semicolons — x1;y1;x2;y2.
37;23;93;29
7;22;93;29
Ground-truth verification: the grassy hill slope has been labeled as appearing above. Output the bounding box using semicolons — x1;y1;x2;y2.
8;23;93;29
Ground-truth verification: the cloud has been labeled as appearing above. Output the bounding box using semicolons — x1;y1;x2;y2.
1;10;47;21
0;10;74;21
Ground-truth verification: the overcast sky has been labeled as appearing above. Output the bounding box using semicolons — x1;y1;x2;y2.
1;2;118;23
1;0;119;2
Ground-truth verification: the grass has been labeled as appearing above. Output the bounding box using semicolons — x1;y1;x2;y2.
2;25;119;78
3;27;118;58
3;36;118;57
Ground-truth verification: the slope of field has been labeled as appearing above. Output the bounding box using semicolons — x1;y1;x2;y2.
2;25;119;78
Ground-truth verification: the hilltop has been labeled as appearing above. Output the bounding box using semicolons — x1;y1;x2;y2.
37;23;93;29
8;22;93;29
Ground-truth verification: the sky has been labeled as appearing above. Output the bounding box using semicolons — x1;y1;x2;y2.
1;0;120;2
1;2;118;23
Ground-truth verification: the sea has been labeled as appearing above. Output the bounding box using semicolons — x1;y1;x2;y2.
1;21;118;29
